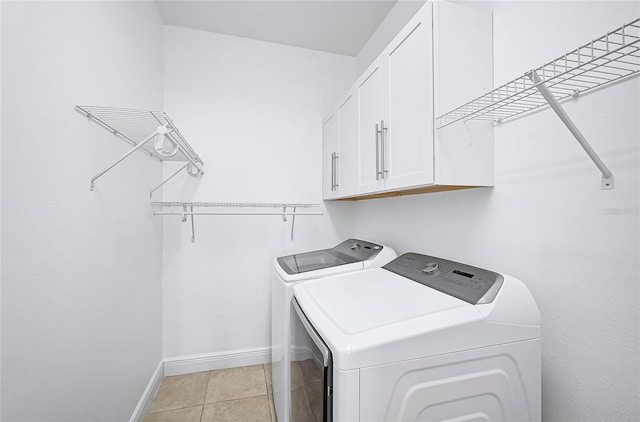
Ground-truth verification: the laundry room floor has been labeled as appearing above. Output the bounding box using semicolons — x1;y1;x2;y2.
144;364;276;422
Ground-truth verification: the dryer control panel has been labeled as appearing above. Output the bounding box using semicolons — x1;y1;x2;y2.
383;253;504;304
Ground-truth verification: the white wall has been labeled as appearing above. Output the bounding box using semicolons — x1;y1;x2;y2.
0;2;4;416
352;2;639;421
161;26;356;362
1;2;164;420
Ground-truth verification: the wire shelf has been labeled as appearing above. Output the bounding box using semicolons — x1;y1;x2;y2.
76;105;202;163
152;202;323;242
436;18;640;128
76;105;204;194
152;202;321;209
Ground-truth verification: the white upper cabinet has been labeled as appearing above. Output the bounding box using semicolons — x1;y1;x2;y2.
323;89;358;199
383;6;434;190
322;111;339;199
337;91;358;197
433;1;494;187
323;1;493;201
357;58;386;195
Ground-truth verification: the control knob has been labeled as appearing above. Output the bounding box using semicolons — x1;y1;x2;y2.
421;262;439;274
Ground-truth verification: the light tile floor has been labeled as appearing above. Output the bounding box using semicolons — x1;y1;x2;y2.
144;364;276;422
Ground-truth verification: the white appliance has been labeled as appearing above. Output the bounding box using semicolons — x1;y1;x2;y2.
271;239;396;422
292;252;541;421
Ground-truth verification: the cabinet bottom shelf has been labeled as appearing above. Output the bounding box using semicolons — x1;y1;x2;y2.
334;185;491;201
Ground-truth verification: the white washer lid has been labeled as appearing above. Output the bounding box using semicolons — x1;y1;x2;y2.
293;267;539;370
302;268;468;334
273;258;364;282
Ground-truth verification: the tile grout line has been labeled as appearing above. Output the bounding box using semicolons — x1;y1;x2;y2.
262;364;273;422
200;370;213;422
147;405;202;415
203;393;272;409
147;404;204;417
149;366;272;420
147;372;211;416
202;365;271;405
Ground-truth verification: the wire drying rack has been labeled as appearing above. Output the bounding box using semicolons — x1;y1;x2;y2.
436;18;640;190
436;19;640;127
76;105;204;196
152;202;323;242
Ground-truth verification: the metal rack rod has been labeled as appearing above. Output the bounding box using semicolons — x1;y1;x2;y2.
152;202;320;208
290;206;297;241
189;204;195;243
149;163;190;198
528;71;614;190
152;202;322;242
90;129;158;191
154;211;323;217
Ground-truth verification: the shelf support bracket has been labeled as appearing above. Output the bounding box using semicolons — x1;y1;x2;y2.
189;205;196;243
181;204;188;222
290;206;297;241
90;128;163;191
527;71;614;190
149;163;190;199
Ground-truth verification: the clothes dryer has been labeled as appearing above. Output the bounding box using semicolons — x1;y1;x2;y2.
292;252;541;421
271;239;396;422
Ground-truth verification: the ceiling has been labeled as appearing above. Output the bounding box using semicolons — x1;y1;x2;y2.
155;0;398;56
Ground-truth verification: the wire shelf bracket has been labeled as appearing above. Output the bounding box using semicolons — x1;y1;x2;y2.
527;70;615;189
436;18;640;190
76;105;204;196
152;202;323;243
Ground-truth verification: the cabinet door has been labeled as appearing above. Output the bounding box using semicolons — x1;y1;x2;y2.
335;91;358;198
384;5;434;190
322;112;339;200
433;1;494;186
357;58;386;195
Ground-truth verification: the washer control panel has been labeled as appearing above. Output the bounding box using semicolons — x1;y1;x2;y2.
421;262;439;274
334;238;384;261
383;253;504;304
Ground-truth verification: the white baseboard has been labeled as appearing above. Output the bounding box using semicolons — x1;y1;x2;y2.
164;346;272;376
130;347;272;420
129;360;164;422
290;345;314;362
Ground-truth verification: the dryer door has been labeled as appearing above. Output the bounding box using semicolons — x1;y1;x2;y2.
291;298;333;422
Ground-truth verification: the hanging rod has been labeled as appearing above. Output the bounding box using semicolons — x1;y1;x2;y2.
435;18;640;190
76;105;204;195
152;202;320;208
151;202;322;242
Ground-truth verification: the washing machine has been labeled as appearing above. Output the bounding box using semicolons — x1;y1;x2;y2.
291;252;541;422
271;239;396;422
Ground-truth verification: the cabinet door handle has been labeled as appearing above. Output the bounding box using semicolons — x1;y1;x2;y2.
380;120;387;179
375;123;381;181
331;152;335;190
334;153;339;189
330;152;335;190
331;152;333;190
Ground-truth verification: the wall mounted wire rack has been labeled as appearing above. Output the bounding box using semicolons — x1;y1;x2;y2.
76;105;204;196
152;202;323;242
436;18;640;190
